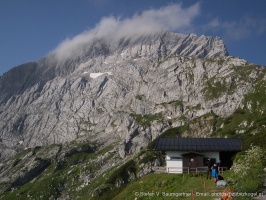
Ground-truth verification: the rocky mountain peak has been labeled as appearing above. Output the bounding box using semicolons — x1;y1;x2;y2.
112;31;228;59
52;30;228;64
0;31;258;161
47;31;228;77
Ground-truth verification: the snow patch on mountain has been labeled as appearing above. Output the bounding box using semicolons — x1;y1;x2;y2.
82;72;113;79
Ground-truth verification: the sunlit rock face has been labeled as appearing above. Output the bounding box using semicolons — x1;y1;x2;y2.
0;30;261;159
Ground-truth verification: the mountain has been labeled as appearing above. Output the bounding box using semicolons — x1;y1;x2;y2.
0;31;229;158
0;30;266;198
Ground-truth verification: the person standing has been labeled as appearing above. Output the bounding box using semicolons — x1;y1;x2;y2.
212;163;219;183
206;158;213;180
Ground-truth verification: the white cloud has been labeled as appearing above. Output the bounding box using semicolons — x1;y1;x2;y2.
206;18;220;30
52;3;200;61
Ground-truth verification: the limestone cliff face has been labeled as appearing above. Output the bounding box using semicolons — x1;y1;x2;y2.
0;31;263;158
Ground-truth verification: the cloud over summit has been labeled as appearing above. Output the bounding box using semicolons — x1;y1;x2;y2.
53;3;200;60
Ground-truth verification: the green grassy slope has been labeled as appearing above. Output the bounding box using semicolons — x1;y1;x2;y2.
113;173;226;200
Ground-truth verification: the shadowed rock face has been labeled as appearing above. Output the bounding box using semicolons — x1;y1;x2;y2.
0;31;261;159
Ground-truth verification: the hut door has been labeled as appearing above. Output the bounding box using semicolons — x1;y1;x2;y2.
183;156;203;171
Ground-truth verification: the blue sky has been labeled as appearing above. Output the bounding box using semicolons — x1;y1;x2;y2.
1;0;266;75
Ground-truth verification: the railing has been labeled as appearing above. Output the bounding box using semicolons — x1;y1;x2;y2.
218;167;228;174
166;167;189;174
153;166;166;174
165;167;228;174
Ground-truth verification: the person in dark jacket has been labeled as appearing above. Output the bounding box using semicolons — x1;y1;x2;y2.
206;158;213;180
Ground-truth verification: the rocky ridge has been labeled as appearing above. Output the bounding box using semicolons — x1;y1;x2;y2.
0;31;263;160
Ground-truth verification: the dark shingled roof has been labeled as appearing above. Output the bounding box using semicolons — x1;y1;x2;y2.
155;138;242;152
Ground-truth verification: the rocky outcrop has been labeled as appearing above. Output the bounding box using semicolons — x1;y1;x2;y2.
0;31;263;160
0;146;57;192
0;140;98;193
